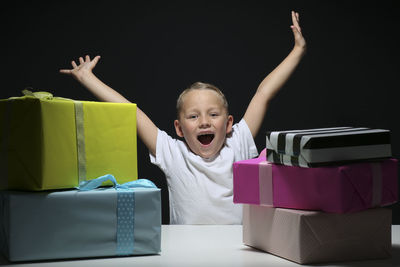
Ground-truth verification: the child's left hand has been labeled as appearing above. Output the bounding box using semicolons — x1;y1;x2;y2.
290;11;306;51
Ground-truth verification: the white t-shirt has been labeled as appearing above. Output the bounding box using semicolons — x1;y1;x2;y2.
149;119;258;224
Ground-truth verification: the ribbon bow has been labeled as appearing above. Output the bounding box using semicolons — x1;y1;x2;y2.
20;89;72;101
78;174;156;191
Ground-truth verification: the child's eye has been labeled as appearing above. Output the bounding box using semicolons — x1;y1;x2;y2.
210;113;219;117
188;115;198;119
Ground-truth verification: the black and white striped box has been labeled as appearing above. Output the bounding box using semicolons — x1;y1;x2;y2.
266;127;392;167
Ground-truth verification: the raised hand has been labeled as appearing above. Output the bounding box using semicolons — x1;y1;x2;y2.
290;11;306;50
59;55;101;81
242;11;307;138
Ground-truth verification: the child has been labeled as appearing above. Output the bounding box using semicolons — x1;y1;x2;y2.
60;11;306;224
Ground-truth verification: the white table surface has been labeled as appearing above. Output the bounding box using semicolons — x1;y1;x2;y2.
1;225;399;267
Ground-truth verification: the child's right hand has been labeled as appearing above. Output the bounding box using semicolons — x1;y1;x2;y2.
59;55;101;82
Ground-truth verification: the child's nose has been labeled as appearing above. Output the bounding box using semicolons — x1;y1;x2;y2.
199;117;211;128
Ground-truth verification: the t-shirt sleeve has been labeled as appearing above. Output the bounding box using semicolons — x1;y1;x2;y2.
228;118;259;160
149;129;183;177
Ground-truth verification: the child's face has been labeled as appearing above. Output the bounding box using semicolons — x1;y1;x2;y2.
174;89;233;159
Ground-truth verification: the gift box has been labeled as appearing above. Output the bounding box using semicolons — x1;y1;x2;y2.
266;127;392;167
243;205;392;264
0;90;138;190
233;152;398;213
0;177;161;262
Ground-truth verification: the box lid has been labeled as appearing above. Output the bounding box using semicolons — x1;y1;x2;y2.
266;127;391;167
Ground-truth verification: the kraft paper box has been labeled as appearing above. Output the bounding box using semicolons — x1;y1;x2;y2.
233;152;398;213
266;127;392;167
243;205;392;264
0;183;161;261
0;91;138;190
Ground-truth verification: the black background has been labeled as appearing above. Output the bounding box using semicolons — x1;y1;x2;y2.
1;1;399;224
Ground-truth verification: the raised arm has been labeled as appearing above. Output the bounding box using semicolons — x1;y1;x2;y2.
60;55;158;156
243;11;306;138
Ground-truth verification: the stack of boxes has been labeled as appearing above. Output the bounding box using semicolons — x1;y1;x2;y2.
233;127;398;264
0;91;161;261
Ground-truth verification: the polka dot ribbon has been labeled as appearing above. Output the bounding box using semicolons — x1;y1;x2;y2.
116;188;135;255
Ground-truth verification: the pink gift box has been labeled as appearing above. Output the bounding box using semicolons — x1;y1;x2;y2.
233;150;398;213
243;205;392;264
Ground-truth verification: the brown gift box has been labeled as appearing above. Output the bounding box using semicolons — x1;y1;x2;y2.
243;205;391;264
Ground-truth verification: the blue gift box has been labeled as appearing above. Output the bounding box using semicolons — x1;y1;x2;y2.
0;177;161;262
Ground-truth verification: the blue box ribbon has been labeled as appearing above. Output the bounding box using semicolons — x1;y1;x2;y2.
78;174;156;256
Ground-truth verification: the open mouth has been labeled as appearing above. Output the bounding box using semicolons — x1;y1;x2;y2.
197;134;214;145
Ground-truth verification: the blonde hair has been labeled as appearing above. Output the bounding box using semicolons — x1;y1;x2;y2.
176;82;229;119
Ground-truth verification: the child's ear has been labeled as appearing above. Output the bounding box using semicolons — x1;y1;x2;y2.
174;119;185;138
226;115;234;134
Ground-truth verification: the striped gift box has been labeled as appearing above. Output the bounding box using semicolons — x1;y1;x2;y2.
266;127;392;167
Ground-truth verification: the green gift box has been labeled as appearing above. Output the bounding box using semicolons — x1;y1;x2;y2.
0;90;138;190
